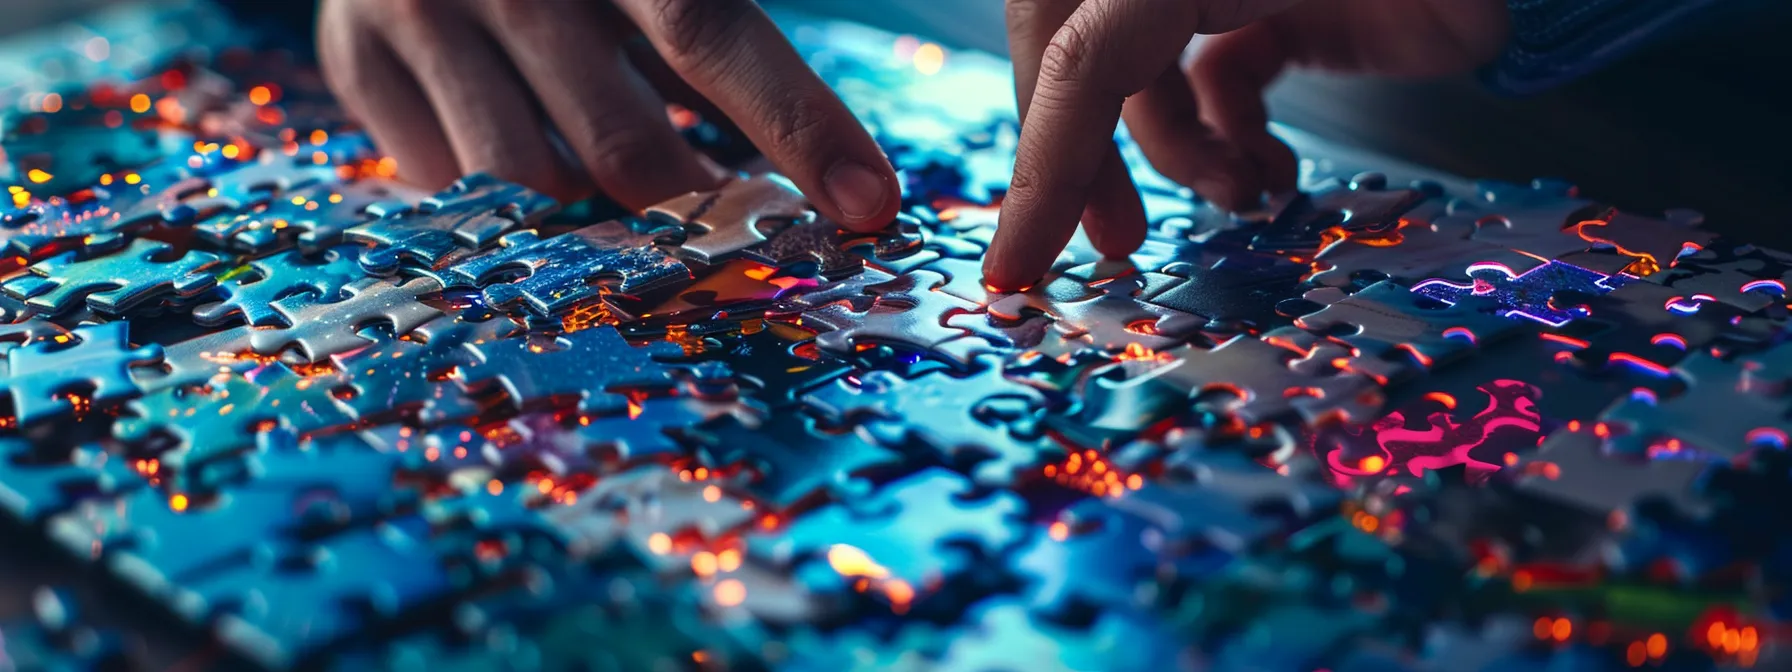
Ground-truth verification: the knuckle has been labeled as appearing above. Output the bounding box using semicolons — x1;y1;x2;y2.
1037;22;1095;85
649;0;745;67
583;132;673;187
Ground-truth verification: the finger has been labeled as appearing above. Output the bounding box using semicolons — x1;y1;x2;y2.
377;4;582;201
316;3;457;189
613;0;899;230
1121;64;1262;209
1186;21;1299;194
1004;0;1144;266
472;1;719;208
985;0;1203;290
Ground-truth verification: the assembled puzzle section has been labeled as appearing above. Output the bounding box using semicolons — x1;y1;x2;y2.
0;4;1785;671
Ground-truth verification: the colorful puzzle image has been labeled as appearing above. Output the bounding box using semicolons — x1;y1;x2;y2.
0;3;1788;671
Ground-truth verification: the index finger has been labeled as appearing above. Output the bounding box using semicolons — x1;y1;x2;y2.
613;0;900;230
983;0;1203;290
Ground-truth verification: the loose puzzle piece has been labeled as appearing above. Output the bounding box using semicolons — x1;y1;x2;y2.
788;268;982;357
1272;280;1523;383
1413;259;1627;327
249;276;444;362
1517;427;1716;521
347;173;558;274
1545;279;1765;371
1251;173;1432;254
1308;213;1542;288
3;238;221;315
1646;239;1792;312
683;412;903;508
986;271;1201;356
645;174;812;264
1101;334;1382;426
1461;178;1606;262
1;321;161;424
445;219;690;312
194;245;366;326
115;363;357;477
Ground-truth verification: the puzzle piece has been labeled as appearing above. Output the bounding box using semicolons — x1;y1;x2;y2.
1142;255;1307;332
505;391;761;473
195;179;424;252
546;466;756;562
645;174;812;264
185;144;340;213
1646;240;1792;312
1517;427;1716;521
3;238;221;315
1101;334;1382;426
786;268;981;357
1012;497;1228;613
1;322;161;424
347;173;558;274
1308;213;1541;288
1412;259;1628;327
249;276;444;362
1598;344;1792;459
1545;279;1765;371
987;271;1200;355
446;220;691;313
936;598;1183;672
1571;208;1716;276
131;325;258;393
1251;173;1433;253
1114;450;1342;552
1272;280;1523;383
115;364;357;478
194;246;366;326
803;358;1055;484
1461;178;1606;261
458;325;680;415
761;212;923;280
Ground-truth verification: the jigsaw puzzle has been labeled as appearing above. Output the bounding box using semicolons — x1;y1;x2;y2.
0;4;1787;671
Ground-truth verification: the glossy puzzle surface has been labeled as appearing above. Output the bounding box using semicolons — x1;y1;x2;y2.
1;4;1790;671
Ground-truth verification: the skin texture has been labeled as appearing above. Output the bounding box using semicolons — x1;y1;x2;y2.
316;0;1510;289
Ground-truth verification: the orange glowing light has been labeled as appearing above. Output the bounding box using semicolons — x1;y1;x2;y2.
1551;618;1572;641
1646;633;1667;658
1359;455;1387;473
913;43;945;75
713;579;746;606
129;94;150;114
248;86;273;106
648;532;673;555
170;494;190;512
826;544;890;579
692;551;718;577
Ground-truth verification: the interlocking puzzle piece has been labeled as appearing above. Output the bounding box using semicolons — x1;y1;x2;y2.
1105;335;1382;426
1571;208;1715;276
347;173;558;274
987;271;1200;355
1142;256;1306;332
682;413;902;508
195;179;425;252
1251;173;1432;253
0;591;130;672
0;160;210;256
1275;280;1522;382
131;325;258;393
115;364;357;478
788;268;981;357
249;276;444;362
645;174;812;264
1519;426;1717;532
1598;345;1792;459
761;212;923;280
1647;240;1792;312
194;246;366;326
1461;178;1606;261
3;238;221;315
695;326;852;406
645;258;820;320
445;220;690;312
1;322;162;424
756;466;1025;587
458;325;679;415
1412;259;1628;327
803;357;1055;484
937;598;1183;672
1113;450;1342;552
1308;213;1541;288
0;439;144;524
1545;279;1764;371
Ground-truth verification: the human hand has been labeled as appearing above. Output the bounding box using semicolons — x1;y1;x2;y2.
982;0;1510;290
316;0;899;229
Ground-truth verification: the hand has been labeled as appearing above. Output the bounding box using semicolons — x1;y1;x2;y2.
316;0;899;229
982;0;1511;290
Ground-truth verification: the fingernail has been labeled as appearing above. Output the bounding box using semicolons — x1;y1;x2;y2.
824;161;889;221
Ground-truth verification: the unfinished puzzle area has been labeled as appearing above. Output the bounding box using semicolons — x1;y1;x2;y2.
0;5;1787;672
